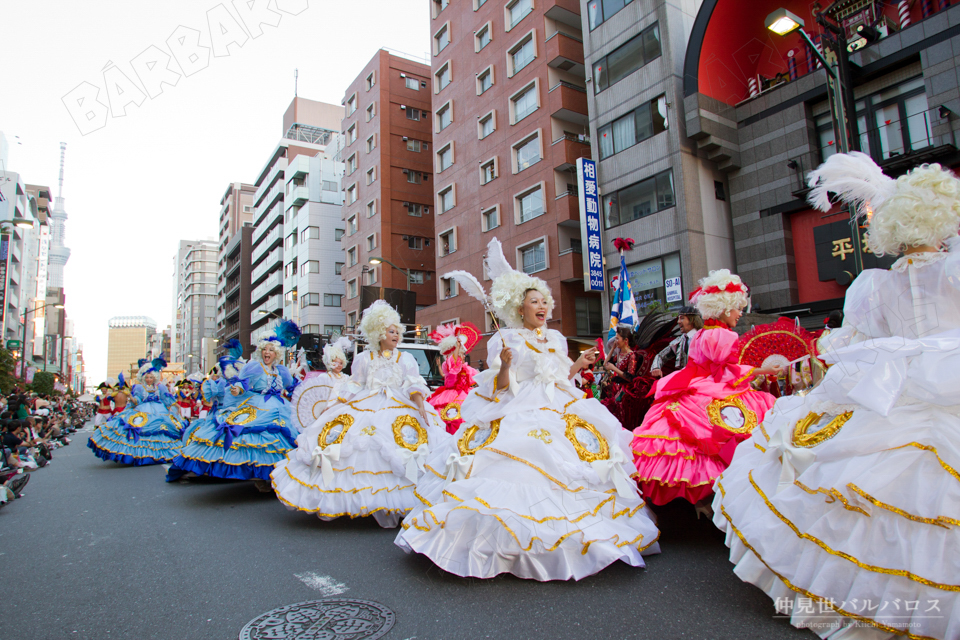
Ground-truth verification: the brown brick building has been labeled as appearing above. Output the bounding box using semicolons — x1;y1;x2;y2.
416;0;596;351
340;50;437;331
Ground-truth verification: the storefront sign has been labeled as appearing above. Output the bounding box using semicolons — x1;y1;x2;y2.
814;220;895;282
0;234;8;328
576;158;605;291
665;276;683;303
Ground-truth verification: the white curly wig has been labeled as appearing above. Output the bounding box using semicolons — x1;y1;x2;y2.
867;164;960;256
483;237;555;329
691;269;749;320
252;337;284;362
322;337;352;369
359;300;404;347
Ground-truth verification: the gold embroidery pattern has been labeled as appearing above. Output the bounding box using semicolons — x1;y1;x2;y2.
747;472;960;591
360;425;377;436
527;429;553;444
457;419;501;456
318;414;355;447
564;414;610;462
226;399;259;427
846;483;959;529
793;480;871;517
885;442;960;483
393;415;427;451
706;396;757;434
442;402;462;422
792;411;853;448
128;412;149;428
754;443;767;453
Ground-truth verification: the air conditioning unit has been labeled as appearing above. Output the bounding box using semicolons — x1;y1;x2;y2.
402;136;408;141
400;73;406;78
421;81;427;88
400;105;406;110
403;202;410;207
402;169;409;174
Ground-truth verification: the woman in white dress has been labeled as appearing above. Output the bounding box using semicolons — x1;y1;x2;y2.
714;153;960;639
272;301;448;528
289;337;352;433
395;238;661;581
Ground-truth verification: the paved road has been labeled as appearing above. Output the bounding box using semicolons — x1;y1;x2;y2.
0;425;813;640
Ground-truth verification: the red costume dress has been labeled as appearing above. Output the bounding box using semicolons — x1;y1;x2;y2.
630;319;776;505
425;321;481;434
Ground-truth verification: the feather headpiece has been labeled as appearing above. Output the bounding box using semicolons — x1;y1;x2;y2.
322;336;352;369
273;320;302;348
807;151;896;216
116;372;126;389
222;338;243;359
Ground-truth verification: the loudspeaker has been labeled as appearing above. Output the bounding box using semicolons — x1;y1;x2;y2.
359;287;417;326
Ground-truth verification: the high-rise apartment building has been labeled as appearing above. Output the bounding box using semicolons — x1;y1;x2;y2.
249;97;344;347
416;0;596;346
171;239;218;373
339;50;436;332
581;0;735;318
0;165;44;347
216;182;256;355
106;316;156;380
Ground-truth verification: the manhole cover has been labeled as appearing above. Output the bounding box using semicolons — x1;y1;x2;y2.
239;599;395;640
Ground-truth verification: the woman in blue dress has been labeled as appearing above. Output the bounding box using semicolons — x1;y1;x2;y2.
88;358;185;465
169;323;300;491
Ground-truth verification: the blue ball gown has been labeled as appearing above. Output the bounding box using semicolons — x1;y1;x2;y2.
87;383;185;465
169;361;298;481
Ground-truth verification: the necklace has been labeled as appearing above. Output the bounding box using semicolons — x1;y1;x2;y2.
381;349;392;358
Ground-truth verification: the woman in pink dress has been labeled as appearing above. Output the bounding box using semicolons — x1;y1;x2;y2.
426;322;480;434
630;270;780;516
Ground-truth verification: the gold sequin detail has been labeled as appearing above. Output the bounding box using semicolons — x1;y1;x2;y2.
527;429;553;444
564;414;610;463
792;411;853;448
457;419;501;456
392;415;427;451
706;395;757;434
318;414;355;447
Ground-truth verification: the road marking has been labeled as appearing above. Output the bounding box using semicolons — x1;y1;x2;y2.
294;572;348;596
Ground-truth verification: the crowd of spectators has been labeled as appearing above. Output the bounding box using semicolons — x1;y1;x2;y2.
0;389;93;509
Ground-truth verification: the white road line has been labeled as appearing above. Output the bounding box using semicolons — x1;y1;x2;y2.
294;572;349;596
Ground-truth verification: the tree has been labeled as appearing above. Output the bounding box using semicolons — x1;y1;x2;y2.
32;371;57;396
0;348;20;396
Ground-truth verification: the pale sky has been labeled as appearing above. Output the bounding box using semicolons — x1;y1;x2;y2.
0;0;431;385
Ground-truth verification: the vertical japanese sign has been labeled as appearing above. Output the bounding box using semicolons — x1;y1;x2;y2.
33;226;49;358
0;234;8;329
576;158;604;291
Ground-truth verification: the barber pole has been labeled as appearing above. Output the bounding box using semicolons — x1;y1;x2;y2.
898;0;911;27
748;76;759;97
787;49;798;80
921;0;933;18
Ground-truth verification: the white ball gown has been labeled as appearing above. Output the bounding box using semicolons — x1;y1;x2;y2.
395;327;661;581
272;349;449;528
289;371;349;434
714;241;960;639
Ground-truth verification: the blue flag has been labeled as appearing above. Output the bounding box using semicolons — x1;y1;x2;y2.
607;253;639;341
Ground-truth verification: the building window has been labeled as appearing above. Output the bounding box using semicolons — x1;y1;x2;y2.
366;167;376;185
435;62;451;93
408;236;425;250
575;297;604;335
610;252;682;314
406;203;427;217
587;0;636;29
406;139;422;152
506;0;532;30
346;94;357;115
410;270;426;285
346;184;358;203
365;102;376;122
366;200;377;218
366;234;377;251
347;215;358;236
322;294;342;308
593;24;661;93
474;0;488;8
435;23;451;55
441;277;458;299
517;185;544;223
285;232;296;250
348;279;358;298
482;205;500;231
480;157;498;184
363;267;377;285
406;170;423;184
439;228;457;256
405;76;420;91
347;311;357;328
300;293;320;308
335;262;344;275
519;239;547;274
302;260;320;273
476;23;492;51
347;246;357;266
436;102;452;131
437;143;454;172
334;228;344;241
598;95;668;159
365;71;375;90
714;181;726;201
511;83;538;124
508;33;536;76
405;107;421;121
347;124;357;145
479;111;496;139
603;169;675;228
324;324;344;335
346;153;357;174
513;132;541;173
366;135;376;152
285;261;298;277
432;0;449;18
300;226;320;243
438;185;456;213
477;66;494;95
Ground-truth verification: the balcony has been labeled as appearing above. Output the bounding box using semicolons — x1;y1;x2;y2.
287;155;309;181
251;294;283;325
552;134;590;171
286;185;309;208
548;81;588;126
224;276;241;300
251;270;282;305
545;0;581;21
251;225;282;262
255;181;284;223
253;205;282;244
545;31;584;75
224;299;241;322
555;191;581;225
558;247;584;283
224;254;241;279
251;246;282;285
222;322;240;340
254;161;284;204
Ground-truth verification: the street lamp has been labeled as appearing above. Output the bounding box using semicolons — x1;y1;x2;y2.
0;217;35;231
258;309;283;319
765;7;864;277
19;301;64;380
368;256;411;291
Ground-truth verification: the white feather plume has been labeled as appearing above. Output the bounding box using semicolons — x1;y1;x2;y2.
443;270;489;307
484;237;515;281
807;151;896;215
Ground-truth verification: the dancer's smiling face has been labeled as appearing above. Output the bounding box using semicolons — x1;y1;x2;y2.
262;345;277;366
143;373;156;386
381;325;401;351
520;289;549;330
331;358;345;374
719;308;743;328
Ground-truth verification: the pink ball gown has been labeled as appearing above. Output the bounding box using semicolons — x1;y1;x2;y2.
426;356;478;434
630;319;775;505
